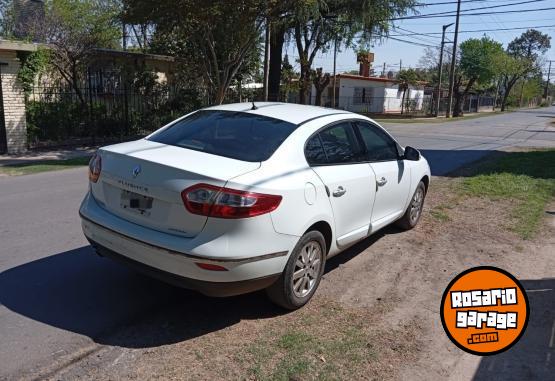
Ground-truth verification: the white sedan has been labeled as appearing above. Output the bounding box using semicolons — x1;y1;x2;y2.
80;103;430;309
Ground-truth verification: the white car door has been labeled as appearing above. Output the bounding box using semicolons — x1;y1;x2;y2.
306;122;376;248
353;121;411;231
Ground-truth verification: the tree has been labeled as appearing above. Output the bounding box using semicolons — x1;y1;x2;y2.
397;68;420;114
269;0;417;104
124;0;264;105
499;29;551;111
453;37;503;116
311;67;330;106
37;0;120;105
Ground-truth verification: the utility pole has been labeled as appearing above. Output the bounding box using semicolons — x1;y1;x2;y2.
262;19;270;102
332;37;338;108
446;0;461;118
544;60;552;99
399;59;402;72
382;62;386;77
436;23;453;117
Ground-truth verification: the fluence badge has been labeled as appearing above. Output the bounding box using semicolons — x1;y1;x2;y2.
440;266;529;356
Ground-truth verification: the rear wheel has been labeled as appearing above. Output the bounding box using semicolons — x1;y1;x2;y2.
266;231;326;310
396;181;426;230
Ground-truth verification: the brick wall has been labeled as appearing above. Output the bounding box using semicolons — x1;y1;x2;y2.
0;50;27;154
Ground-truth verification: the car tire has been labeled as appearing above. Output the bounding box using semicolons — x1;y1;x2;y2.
266;231;326;310
396;181;426;230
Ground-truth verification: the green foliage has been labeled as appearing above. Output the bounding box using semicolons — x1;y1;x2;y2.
508;29;551;60
125;0;264;104
45;0;121;49
0;0;14;38
459;37;504;87
17;49;52;96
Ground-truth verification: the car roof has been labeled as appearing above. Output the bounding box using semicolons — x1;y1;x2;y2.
204;102;352;125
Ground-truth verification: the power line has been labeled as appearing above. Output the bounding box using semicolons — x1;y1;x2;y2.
415;0;547;16
391;6;555;20
388;24;555;36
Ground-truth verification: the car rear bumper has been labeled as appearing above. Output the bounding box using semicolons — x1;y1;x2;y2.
79;190;295;290
88;239;280;297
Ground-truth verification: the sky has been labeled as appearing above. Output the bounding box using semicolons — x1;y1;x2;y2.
285;0;555;79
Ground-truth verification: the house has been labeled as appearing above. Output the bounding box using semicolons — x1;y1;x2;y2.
311;73;425;114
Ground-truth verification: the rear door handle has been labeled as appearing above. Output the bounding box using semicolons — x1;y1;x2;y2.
332;186;346;197
376;177;387;186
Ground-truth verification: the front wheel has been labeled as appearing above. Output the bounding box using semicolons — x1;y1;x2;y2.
396;181;426;230
266;231;326;310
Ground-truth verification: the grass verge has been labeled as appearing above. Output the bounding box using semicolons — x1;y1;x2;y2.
456;149;555;239
237;300;415;381
0;156;90;176
374;111;509;124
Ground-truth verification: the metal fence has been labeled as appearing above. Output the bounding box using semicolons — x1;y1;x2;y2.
26;84;200;147
25;84;496;147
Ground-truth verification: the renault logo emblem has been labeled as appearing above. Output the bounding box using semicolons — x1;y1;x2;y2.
132;165;141;178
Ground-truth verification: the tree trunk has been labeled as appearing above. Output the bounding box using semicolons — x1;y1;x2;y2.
298;68;310;105
401;89;406;114
500;76;519;111
268;23;285;101
453;76;474;117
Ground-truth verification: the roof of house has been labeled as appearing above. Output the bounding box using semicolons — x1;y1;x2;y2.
0;39;44;52
205;102;352;125
336;73;399;83
92;48;181;63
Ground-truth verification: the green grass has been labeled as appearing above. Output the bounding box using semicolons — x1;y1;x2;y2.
0;156;90;176
459;150;555;239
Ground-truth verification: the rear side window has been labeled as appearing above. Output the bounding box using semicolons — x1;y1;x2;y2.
148;110;298;162
305;122;362;165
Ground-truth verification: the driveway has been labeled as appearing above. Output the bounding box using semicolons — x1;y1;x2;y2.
0;108;554;379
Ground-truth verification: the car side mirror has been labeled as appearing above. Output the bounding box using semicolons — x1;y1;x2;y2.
404;146;420;161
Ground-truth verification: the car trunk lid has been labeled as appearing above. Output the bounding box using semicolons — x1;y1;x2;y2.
91;139;260;238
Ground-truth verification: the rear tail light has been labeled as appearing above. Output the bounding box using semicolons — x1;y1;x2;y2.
88;153;102;183
181;183;282;219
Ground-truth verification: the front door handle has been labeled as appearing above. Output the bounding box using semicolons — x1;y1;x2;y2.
332;186;346;197
376;177;387;186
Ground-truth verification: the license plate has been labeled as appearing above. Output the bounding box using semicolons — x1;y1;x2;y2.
121;190;153;215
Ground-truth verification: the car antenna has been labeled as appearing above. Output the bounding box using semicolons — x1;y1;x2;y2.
251;101;258;110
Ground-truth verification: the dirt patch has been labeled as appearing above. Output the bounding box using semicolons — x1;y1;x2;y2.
34;177;554;381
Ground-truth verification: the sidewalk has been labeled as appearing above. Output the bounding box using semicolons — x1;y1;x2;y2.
0;146;96;166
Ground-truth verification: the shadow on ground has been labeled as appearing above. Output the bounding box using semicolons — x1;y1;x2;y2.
0;227;400;348
472;278;555;381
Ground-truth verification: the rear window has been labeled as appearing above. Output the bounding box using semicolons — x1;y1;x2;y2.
148;110;298;162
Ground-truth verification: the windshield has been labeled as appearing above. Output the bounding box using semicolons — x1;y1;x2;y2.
148;110;298;162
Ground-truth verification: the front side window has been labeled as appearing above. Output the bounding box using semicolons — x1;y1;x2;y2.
355;122;399;162
148;110;298;162
305;122;362;165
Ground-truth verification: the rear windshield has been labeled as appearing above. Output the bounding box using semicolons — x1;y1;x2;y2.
148;110;298;162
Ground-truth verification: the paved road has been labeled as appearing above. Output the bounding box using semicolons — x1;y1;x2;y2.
0;107;554;379
384;106;555;174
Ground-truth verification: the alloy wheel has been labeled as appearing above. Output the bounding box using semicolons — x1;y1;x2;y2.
292;241;322;298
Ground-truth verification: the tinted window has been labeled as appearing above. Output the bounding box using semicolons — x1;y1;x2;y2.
305;135;327;165
318;123;362;164
148;110;297;162
355;122;399;161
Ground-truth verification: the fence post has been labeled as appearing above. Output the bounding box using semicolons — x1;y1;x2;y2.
87;68;95;145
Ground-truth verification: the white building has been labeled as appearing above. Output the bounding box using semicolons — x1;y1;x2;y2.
310;74;425;114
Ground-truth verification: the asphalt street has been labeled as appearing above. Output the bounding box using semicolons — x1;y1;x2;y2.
385;107;555;175
0;107;554;379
